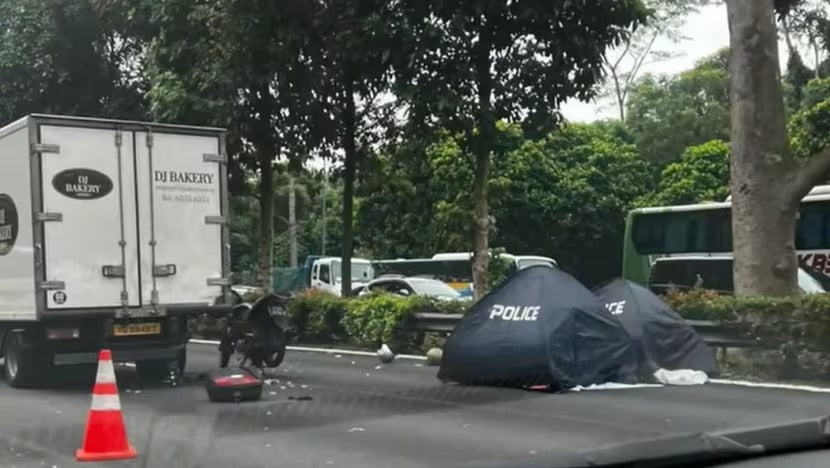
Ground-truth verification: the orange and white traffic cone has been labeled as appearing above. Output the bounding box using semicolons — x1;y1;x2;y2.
76;349;137;462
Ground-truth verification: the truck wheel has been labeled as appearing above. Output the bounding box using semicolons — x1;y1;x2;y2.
3;334;48;388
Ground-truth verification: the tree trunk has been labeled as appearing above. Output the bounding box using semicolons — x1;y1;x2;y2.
341;78;357;297
256;150;274;291
726;0;830;296
472;22;494;301
288;175;298;268
253;85;276;292
321;160;328;256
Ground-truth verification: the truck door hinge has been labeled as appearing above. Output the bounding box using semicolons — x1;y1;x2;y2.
39;281;65;291
205;215;227;225
31;143;60;154
153;264;177;277
102;265;126;278
145;131;153;148
35;212;62;222
207;277;232;287
114;129;123;147
203;153;227;164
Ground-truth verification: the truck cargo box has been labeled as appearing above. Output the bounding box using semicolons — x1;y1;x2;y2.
0;114;230;320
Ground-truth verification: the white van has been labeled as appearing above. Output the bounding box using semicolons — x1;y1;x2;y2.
310;257;374;296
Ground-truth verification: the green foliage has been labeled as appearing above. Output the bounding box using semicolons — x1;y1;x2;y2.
288;289;349;343
645;140;731;206
359;122;650;286
341;293;425;351
487;249;513;290
626;49;730;166
393;0;647;296
664;289;830;380
0;0;146;124
790;77;830;159
496;124;652;286
283;290;467;352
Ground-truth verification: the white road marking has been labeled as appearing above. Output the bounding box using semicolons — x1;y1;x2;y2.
711;379;830;393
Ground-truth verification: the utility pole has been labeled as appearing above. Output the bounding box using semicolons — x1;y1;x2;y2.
321;158;328;256
288;175;298;268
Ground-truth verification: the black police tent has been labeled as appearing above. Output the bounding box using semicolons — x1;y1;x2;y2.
438;266;639;389
593;278;718;375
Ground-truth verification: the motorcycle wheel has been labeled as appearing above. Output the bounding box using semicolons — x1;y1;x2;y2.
262;328;287;368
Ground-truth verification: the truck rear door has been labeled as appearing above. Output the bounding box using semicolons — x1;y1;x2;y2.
39;125;140;309
134;131;224;306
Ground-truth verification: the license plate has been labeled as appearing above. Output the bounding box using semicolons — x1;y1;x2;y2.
113;322;161;336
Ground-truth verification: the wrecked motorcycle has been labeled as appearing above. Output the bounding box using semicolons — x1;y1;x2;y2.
218;292;291;370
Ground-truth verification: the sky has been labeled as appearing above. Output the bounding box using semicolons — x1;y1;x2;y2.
560;3;732;123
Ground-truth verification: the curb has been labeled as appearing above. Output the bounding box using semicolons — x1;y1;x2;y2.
188;339;428;361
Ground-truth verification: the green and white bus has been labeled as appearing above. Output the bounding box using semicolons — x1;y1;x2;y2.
622;186;830;285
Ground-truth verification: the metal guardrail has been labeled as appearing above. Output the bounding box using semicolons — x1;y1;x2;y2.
412;313;757;349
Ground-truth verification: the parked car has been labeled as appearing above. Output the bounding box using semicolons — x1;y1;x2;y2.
648;256;826;296
355;275;463;301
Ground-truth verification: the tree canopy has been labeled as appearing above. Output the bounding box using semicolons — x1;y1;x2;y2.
626;48;730;167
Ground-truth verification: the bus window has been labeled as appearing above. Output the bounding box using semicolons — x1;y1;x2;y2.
797;205;825;249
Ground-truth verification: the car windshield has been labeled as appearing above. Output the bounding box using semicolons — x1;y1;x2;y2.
517;258;555;269
332;261;374;282
406;278;461;298
798;267;826;294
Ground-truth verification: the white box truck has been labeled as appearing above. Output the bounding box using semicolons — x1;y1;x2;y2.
0;114;232;387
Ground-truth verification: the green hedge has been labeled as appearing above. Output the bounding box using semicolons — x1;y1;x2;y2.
665;289;830;381
287;290;464;352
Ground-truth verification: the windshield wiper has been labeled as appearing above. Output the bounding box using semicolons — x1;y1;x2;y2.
562;416;830;467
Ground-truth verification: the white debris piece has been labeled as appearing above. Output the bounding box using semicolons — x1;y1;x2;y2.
335;354;343;358
365;373;371;377
351;361;356;365
413;363;423;368
570;382;663;392
301;384;308;389
528;450;537;455
348;427;365;432
374;365;383;370
266;410;272;416
653;368;708;386
377;344;395;363
269;391;277;396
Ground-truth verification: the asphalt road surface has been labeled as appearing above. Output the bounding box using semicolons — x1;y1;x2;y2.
0;344;828;468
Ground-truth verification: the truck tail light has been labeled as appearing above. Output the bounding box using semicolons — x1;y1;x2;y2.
46;328;80;340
